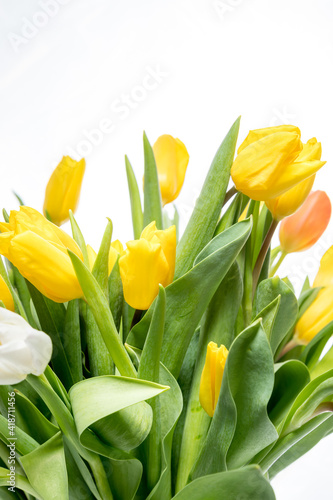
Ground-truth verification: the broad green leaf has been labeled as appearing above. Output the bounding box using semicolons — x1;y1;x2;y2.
175;117;240;278
0;386;58;445
0;467;42;499
0;414;38;456
268;361;310;430
69;251;136;378
138;287;166;491
214;193;246;235
143;132;163;229
176;263;242;489
300;321;333;371
70;375;168;452
311;343;333;379
282;368;333;434
147;364;183;500
172;465;275;500
268;414;333;479
84;306;113;376
254;277;298;355
253;295;280;344
138;219;251;378
260;413;332;474
21;432;69;500
125;155;143;239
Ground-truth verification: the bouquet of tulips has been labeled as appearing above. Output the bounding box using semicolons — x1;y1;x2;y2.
0;118;333;500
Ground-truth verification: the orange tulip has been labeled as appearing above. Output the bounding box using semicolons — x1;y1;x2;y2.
279;191;331;253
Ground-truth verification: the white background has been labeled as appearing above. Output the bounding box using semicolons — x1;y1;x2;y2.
0;0;333;498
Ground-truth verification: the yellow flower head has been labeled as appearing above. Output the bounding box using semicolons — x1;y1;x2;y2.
199;341;229;417
295;286;333;345
153;135;189;205
0;207;83;303
0;274;14;311
265;139;322;220
43;156;85;226
119;221;176;310
231;126;325;201
87;240;124;274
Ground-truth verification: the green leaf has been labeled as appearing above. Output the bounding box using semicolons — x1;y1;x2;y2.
253;296;280;344
176;263;243;490
172;466;275;500
311;344;333;379
68;251;136;378
26;282;74;390
214;193;247;235
128;218;251;378
254;277;298;356
64;300;83;384
21;432;69;500
175;117;240;278
69;211;89;265
143;132;163;229
268;414;333;479
92;218;113;295
282;368;333;434
0;467;42;499
125;155;143;239
298;286;321;319
268;361;310;430
147;364;183;500
109;258;124;332
70;375;168;452
84;306;113;376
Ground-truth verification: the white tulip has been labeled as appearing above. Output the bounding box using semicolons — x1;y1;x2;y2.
0;308;52;385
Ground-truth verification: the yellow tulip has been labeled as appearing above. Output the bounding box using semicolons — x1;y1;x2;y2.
87;240;124;274
295;286;333;344
43;156;85;226
313;246;333;288
0;207;83;303
199;341;228;417
265;139;322;220
153;135;189;205
119;222;176;310
231;126;325;201
0;274;14;311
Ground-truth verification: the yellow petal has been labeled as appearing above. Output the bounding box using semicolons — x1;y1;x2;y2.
0;275;15;311
153;135;189;205
295;287;333;344
237;125;301;153
119;238;169;310
87;244;97;271
199;342;228;417
43;156;86;226
8;231;82;303
314;246;333;287
265;174;315;220
141;222;176;285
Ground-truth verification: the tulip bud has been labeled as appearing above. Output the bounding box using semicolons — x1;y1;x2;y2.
0;207;83;303
43;156;85;226
119;222;176;310
279;191;331;253
313;246;333;288
294;286;333;344
231;126;325;201
0;308;52;384
153;135;189;206
0;274;14;311
265;139;322;220
199;341;229;417
87;240;124;274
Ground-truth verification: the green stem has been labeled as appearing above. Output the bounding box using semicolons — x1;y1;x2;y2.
27;374;113;500
242;239;253;327
252;219;279;294
269;251;287;277
222;185;238;207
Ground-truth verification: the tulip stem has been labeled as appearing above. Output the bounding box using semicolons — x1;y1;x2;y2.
276;339;299;360
252;219;279;294
131;309;143;330
223;186;238;206
269;251;287;277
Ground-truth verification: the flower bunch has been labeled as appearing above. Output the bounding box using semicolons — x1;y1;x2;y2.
0;120;332;500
